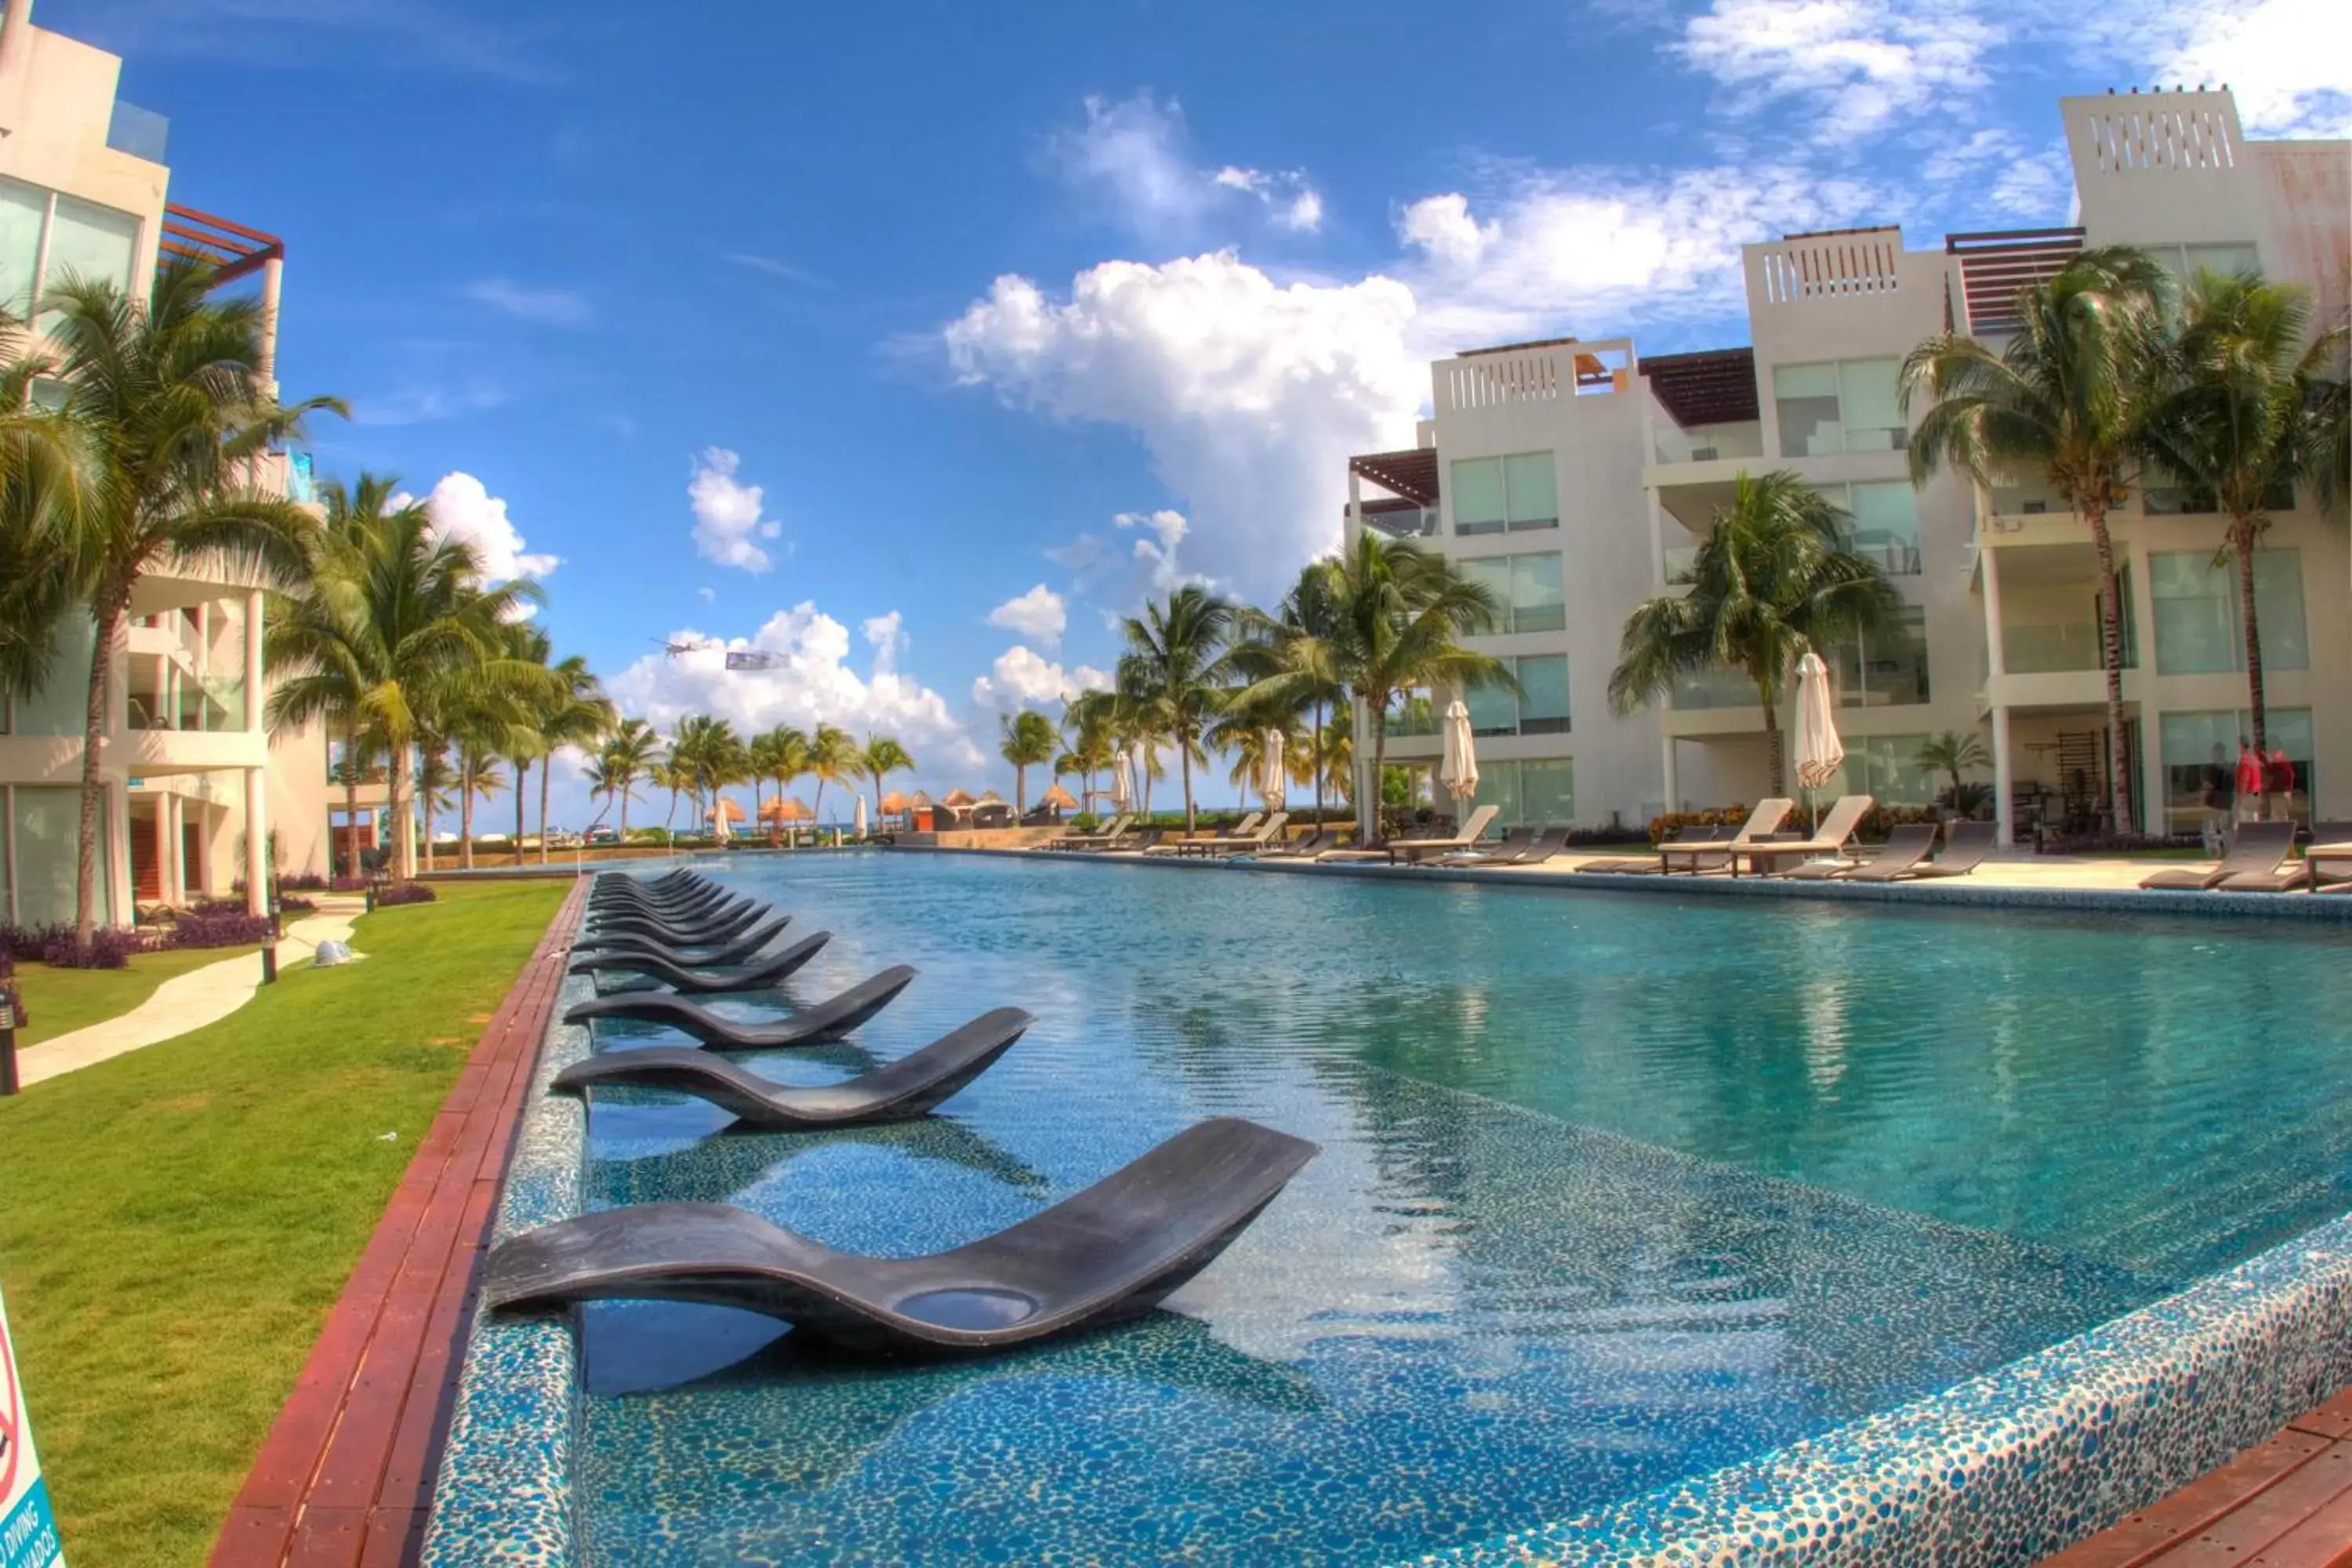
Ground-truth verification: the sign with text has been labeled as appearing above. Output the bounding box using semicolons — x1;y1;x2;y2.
0;1289;64;1568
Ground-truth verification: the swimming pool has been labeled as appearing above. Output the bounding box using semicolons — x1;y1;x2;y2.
517;855;2352;1563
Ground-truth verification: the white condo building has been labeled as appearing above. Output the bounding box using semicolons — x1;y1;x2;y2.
0;1;354;923
1348;86;2350;844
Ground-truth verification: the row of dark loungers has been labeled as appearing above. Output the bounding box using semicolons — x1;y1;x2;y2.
481;867;1319;1354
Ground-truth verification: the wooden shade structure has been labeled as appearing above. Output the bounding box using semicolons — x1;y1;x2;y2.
941;788;977;808
1038;784;1077;809
879;791;913;814
707;798;747;823
760;797;812;823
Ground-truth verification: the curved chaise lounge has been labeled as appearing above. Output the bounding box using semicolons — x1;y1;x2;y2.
585;896;771;945
562;965;918;1046
593;876;728;913
483;1116;1320;1352
551;1006;1033;1126
571;931;833;995
592;882;749;918
574;915;792;967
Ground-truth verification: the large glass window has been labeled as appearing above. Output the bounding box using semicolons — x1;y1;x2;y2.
2151;549;2307;675
2161;708;2314;826
1460;553;1566;633
1465;677;1517;739
0;177;45;318
1841;733;1938;807
1516;655;1570;735
1511;553;1565;633
16;615;96;735
1450;452;1557;535
1476;758;1576;828
1829;605;1931;708
12;785;107;926
1776;358;1904;457
1814;480;1921;575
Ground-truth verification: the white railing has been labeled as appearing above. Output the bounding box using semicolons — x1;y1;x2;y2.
1758;230;1901;304
1442;351;1561;411
2084;100;2234;173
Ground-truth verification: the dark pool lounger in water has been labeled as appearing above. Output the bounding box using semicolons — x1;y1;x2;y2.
592;884;749;921
593;873;727;909
574;914;791;966
482;1116;1319;1352
562;964;918;1046
570;931;833;994
551;1006;1033;1127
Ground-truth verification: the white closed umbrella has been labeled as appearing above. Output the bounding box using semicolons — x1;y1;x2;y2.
1792;649;1845;830
854;795;869;837
1438;698;1479;802
1258;728;1287;809
1111;749;1134;812
712;798;731;844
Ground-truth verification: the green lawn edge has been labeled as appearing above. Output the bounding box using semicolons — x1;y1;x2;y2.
0;878;568;1568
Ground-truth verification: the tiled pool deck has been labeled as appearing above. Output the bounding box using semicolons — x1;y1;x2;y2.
335;853;2352;1563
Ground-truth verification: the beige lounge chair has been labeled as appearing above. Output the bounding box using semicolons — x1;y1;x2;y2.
1186;811;1288;857
1374;804;1501;864
2300;823;2352;893
1049;814;1131;851
1658;799;1795;875
2140;821;2298;891
1733;796;1875;877
1578;824;1722;875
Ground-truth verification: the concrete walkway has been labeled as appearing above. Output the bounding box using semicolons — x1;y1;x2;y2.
20;898;368;1087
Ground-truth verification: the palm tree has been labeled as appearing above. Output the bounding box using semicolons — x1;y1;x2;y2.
532;651;612;863
266;495;531;884
1230;559;1347;822
999;710;1058;813
2143;270;2348;754
1609;471;1901;796
441;663;541;870
862;735;913;826
1915;730;1991;812
755;724;810;832
1318;705;1354;804
654;755;687;840
597;718;659;840
0;325;101;706
38;260;345;938
1903;246;2172;831
1208;703;1306;806
805;722;861;825
1061;691;1117;813
1116;586;1239;834
1322;532;1514;836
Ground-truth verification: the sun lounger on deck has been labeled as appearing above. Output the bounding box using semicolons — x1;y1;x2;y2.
551;1007;1033;1127
1734;796;1875;877
1434;826;1568;867
2140;821;2299;891
1181;811;1287;857
1659;799;1794;875
1047;815;1132;851
563;965;917;1046
482;1116;1319;1353
1255;829;1334;858
1778;821;1934;880
1575;825;1721;874
2299;822;2352;893
1896;818;1998;880
1384;804;1503;864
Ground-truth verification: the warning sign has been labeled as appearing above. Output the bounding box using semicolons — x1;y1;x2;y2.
0;1288;63;1568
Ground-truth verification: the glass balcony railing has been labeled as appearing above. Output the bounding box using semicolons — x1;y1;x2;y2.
106;100;172;163
1664;545;1700;584
1362;506;1436;539
2002;623;2103;674
1670;666;1759;711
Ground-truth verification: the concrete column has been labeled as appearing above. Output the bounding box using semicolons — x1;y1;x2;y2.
162;794;180;903
1345;471;1363;546
1980;543;2006;678
1646;488;1668;583
1992;704;2016;846
107;783;132;924
244;590;264;733
1661;735;1680;814
2140;696;2169;839
243;767;268;916
256;257;284;394
0;0;34;86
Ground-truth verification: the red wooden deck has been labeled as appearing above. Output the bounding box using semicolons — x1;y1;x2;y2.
209;877;584;1568
2041;1389;2352;1568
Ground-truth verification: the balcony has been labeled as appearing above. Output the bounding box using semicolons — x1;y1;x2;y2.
120;725;267;775
1358;500;1436;540
1436;338;1629;416
105;98;171;163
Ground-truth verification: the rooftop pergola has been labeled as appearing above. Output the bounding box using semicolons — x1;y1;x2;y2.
1347;447;1439;506
1639;347;1760;428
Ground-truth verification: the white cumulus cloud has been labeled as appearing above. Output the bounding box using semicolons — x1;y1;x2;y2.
688;446;783;574
971;645;1112;713
1054;93;1326;237
985;583;1068;644
945;253;1423;597
395;474;559;605
604;604;981;772
1673;0;2002;140
2140;0;2352;138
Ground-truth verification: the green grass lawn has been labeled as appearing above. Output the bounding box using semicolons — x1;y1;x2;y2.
12;945;260;1047
0;878;568;1568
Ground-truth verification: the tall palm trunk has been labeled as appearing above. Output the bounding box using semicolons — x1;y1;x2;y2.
1367;705;1390;840
2231;517;2268;753
460;755;477;870
1014;766;1026;814
386;744;412;884
514;760;528;866
2084;503;2133;831
343;719;361;881
1311;699;1326;826
1755;673;1786;797
539;757;553;866
1178;735;1196;833
617;781;630;841
76;587;132;942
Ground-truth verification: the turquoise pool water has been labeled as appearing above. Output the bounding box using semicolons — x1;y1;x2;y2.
572;854;2352;1564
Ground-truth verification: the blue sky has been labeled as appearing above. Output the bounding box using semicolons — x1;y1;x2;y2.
49;0;2348;820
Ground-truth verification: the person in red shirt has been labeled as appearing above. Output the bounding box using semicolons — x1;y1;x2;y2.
2266;746;2297;822
2235;739;2264;824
